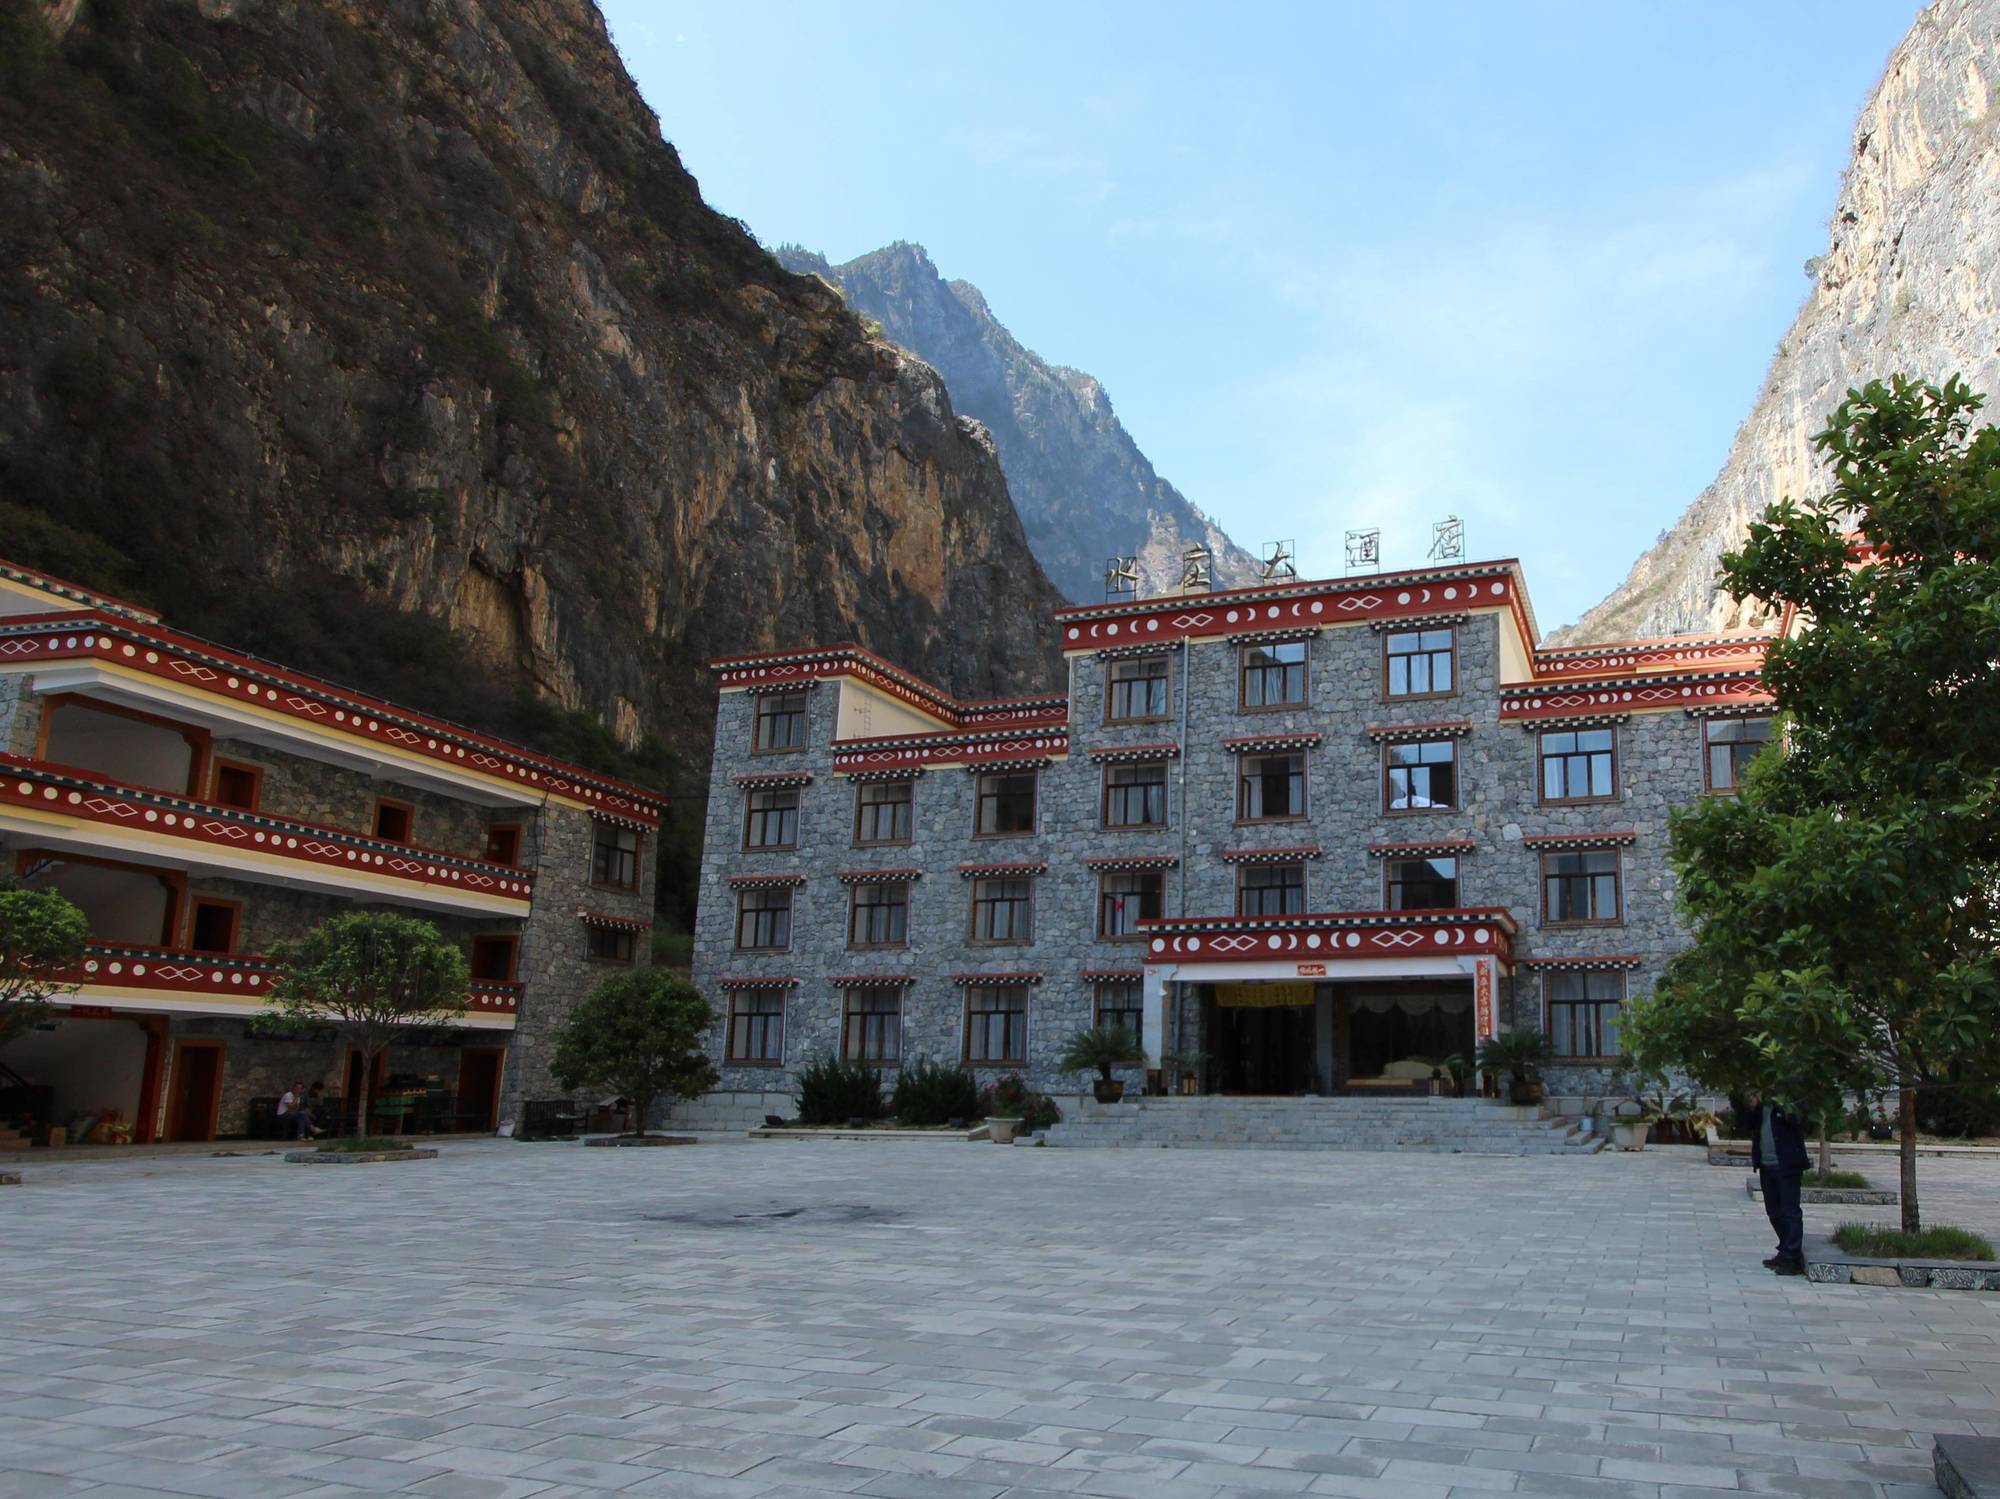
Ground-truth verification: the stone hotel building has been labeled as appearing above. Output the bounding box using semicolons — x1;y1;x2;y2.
691;555;1776;1114
0;559;663;1143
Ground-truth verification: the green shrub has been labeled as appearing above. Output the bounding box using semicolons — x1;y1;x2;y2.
1803;1168;1870;1190
794;1055;884;1126
977;1073;1062;1131
889;1057;980;1126
1832;1223;1995;1261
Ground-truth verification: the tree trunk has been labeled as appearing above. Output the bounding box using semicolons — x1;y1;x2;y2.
631;1089;651;1137
1899;1085;1920;1235
1817;1119;1831;1177
357;1053;373;1145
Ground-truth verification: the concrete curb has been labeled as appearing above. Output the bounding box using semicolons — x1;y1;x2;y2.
747;1126;987;1143
284;1148;439;1165
1804;1235;2000;1291
584;1135;697;1147
1744;1175;1898;1205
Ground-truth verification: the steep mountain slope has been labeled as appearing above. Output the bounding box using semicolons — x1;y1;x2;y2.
779;243;1262;601
0;0;1064;798
1562;0;2000;644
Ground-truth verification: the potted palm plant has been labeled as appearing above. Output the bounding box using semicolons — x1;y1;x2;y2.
1475;1028;1552;1107
1060;1025;1146;1104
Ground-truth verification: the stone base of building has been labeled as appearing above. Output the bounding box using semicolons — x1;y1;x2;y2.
664;1090;797;1133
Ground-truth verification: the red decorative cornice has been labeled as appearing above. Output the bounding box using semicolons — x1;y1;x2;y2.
835;867;921;884
950;972;1043;986
710;642;1067;735
957;860;1048;879
1366;720;1473;744
1532;633;1775;679
829;973;917;987
1087;742;1181;763
1222;731;1322;754
725;872;806;889
1367;838;1477;858
1517;954;1644;971
730;771;814;790
1499;673;1772;723
1083;853;1179;872
1140;907;1517;965
839;765;928;783
1369;611;1469;634
1684;702;1776;721
0;561;156;621
1520;831;1637;849
717;975;799;989
0;756;534;903
1219;844;1324;863
1081;966;1145;981
579;910;652;932
1518;712;1630;731
830;726;1068;774
0;612;665;822
66;943;518;1020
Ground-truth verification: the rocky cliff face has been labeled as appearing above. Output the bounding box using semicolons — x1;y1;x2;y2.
1561;0;2000;645
778;243;1262;602
0;0;1063;768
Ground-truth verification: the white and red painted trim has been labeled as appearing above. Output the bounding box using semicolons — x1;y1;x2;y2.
1500;673;1771;723
1087;742;1181;763
579;910;652;932
1369;611;1469;634
1140;907;1516;965
1218;844;1324;864
1080;967;1144;981
1083;853;1179;872
1520;831;1637;850
725;872;807;889
1365;720;1472;744
717;975;799;989
834;867;921;884
950;971;1043;985
828;973;917;986
957;860;1048;879
1517;954;1644;970
1221;731;1322;754
1367;838;1476;859
730;770;814;790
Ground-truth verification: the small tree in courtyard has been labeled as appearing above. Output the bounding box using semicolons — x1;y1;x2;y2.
549;969;717;1136
0;879;89;1048
264;912;469;1138
1628;375;2000;1234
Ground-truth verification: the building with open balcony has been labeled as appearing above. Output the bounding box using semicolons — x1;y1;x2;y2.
689;555;1776;1122
0;559;664;1143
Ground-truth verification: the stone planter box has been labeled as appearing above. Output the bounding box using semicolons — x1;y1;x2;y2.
1935;1435;2000;1498
585;1135;696;1147
1803;1235;2000;1291
284;1148;438;1165
747;1126;985;1143
1744;1175;1897;1206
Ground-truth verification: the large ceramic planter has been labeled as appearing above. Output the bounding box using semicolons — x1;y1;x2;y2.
985;1116;1022;1144
1092;1079;1125;1105
1610;1120;1651;1152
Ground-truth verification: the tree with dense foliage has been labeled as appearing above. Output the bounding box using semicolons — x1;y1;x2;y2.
1625;375;2000;1233
0;879;89;1047
264;912;469;1137
548;969;716;1135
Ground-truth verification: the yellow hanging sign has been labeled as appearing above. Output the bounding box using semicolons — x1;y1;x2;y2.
1215;981;1316;1009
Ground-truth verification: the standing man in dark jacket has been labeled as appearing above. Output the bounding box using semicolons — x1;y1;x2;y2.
1745;1090;1809;1275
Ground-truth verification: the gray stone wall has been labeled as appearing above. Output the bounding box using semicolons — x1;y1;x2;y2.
692;616;1727;1102
0;671;40;757
210;736;495;860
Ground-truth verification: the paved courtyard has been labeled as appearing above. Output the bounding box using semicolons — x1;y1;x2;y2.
2;1140;1997;1499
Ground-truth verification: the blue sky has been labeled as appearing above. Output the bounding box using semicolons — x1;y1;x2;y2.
599;2;1924;633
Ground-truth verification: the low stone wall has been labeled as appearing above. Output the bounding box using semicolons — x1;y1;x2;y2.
663;1090;794;1133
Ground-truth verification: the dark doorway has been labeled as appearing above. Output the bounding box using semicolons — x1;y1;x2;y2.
1337;985;1474;1087
1209;999;1316;1094
456;1048;503;1133
165;1041;224;1141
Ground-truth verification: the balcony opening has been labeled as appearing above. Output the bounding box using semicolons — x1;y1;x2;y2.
469;934;518;982
18;854;177;946
40;697;205;797
0;1014;153;1138
372;798;414;844
483;823;522;866
211;760;262;811
186;899;240;954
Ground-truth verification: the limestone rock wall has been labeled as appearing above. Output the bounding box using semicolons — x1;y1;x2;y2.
1561;0;2000;644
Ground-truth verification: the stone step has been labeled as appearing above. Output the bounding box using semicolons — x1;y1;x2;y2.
1044;1097;1608;1155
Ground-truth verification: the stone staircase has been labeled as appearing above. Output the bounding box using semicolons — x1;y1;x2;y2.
1041;1095;1606;1154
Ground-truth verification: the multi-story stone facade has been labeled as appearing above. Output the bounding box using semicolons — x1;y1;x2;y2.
0;558;662;1143
692;557;1775;1110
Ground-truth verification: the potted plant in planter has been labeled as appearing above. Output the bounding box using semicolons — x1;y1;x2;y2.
1475;1028;1552;1107
1059;1025;1145;1104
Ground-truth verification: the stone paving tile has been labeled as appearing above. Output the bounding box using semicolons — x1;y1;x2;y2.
3;1141;1998;1498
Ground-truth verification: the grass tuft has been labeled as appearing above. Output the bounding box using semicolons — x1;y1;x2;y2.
1803;1168;1871;1190
1832;1223;1995;1261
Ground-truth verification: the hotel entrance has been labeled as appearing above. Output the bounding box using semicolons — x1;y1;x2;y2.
1195;977;1476;1096
1203;980;1326;1095
1335;983;1475;1091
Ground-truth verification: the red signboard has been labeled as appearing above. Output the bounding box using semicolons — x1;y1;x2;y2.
1295;963;1326;977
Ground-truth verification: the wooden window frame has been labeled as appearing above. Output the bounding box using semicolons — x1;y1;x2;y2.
1381;626;1457;701
1237;640;1309;711
734;887;793;952
726;992;785;1066
1236;862;1307;916
483;822;524;867
1094;981;1143;1041
371;796;415;845
1704;716;1773;794
209;758;264;812
1235;752;1307;824
469;934;519;981
1538;727;1619;806
842;986;904;1066
751;691;810;755
740;789;799;852
968;876;1034;946
1104;657;1172;724
1545;970;1626;1062
1383;855;1459;911
585;926;637;964
963;985;1028;1067
846;881;910;950
1097;869;1164;940
591;821;645;887
1540;849;1623;927
1383;739;1460;815
972;770;1037;840
853;780;914;846
184;896;242;955
1100;761;1169;831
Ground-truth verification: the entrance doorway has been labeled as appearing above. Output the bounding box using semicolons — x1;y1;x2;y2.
456;1048;503;1133
1207;982;1318;1094
164;1040;224;1141
1335;984;1474;1090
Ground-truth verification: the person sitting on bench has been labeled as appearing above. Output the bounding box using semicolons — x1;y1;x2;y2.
277;1081;323;1139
